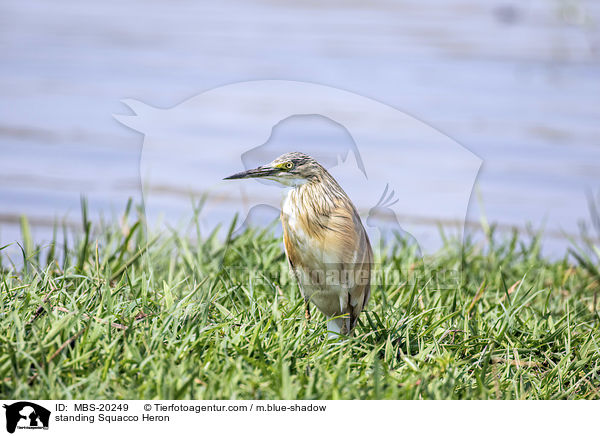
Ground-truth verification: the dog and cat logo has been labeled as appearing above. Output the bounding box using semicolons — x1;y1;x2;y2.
2;402;50;433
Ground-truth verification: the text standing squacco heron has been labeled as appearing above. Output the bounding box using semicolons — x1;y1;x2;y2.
225;152;372;336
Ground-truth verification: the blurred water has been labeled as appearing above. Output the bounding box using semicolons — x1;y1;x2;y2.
1;0;599;259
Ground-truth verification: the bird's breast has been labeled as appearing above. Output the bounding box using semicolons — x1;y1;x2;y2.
281;191;325;264
281;190;354;314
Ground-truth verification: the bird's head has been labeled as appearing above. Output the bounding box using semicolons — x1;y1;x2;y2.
224;152;323;187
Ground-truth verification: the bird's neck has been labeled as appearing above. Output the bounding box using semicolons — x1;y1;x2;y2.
283;175;347;217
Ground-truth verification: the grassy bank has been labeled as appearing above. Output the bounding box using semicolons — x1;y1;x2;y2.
1;202;599;399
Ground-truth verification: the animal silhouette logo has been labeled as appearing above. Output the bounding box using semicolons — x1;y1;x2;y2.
114;80;481;263
2;402;50;433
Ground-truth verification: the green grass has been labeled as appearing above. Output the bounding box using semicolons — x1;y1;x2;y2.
1;200;599;400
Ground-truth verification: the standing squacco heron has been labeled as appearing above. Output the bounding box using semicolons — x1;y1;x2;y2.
225;152;372;336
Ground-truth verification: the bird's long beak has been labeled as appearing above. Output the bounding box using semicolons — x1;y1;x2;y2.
223;166;277;180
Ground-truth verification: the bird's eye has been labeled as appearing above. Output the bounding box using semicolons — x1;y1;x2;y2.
284;162;294;170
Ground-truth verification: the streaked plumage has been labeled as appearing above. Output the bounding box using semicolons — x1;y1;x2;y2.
225;152;372;336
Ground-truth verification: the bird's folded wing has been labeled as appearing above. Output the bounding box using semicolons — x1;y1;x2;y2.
320;205;372;315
